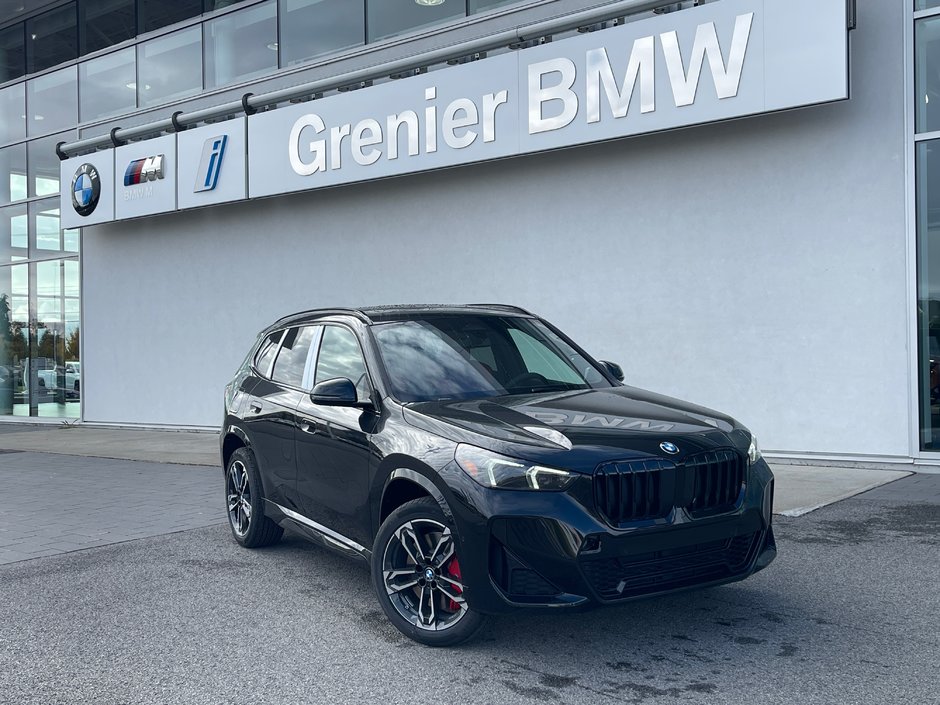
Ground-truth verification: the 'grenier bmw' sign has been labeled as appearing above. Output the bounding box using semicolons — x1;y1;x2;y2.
60;0;849;227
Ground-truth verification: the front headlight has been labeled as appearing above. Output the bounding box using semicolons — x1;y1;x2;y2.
748;435;762;465
455;445;574;490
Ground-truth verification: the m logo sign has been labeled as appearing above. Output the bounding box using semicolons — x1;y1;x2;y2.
195;135;227;192
124;155;165;186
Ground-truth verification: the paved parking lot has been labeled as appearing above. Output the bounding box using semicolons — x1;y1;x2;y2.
0;452;223;564
0;451;938;704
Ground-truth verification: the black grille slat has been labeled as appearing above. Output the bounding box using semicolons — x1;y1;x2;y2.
594;449;745;526
686;449;744;515
580;532;762;600
594;459;674;525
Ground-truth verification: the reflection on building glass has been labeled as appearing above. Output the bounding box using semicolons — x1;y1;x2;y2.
79;48;137;122
0;144;27;206
29;134;72;198
0;83;26;145
920;139;940;448
280;0;364;67
0;259;81;419
0;24;26;84
26;66;78;137
30;201;64;255
204;1;277;89
138;26;203;107
26;4;78;74
0;204;28;265
468;0;519;13
367;0;465;42
80;0;136;54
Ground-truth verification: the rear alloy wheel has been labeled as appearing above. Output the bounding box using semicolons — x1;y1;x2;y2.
372;497;486;646
225;447;283;548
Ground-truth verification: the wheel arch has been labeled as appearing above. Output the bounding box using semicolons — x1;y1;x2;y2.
221;424;251;470
378;467;453;531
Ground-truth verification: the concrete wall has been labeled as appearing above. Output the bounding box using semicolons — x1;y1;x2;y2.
82;0;910;458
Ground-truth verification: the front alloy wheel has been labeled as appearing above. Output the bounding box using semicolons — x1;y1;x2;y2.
372;497;485;646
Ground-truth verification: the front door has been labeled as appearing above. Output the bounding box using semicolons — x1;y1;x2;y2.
294;324;375;547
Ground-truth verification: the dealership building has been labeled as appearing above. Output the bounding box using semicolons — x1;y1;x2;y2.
0;0;935;467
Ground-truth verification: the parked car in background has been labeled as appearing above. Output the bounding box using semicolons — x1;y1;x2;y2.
220;305;776;646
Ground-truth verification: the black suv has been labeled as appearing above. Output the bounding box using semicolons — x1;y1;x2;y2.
220;305;776;646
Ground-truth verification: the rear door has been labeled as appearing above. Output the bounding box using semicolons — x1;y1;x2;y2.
243;326;319;509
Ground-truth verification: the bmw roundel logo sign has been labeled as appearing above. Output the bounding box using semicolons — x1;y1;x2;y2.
660;441;680;455
70;163;100;217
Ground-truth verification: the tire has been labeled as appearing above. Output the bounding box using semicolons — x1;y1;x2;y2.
225;447;283;548
371;497;486;647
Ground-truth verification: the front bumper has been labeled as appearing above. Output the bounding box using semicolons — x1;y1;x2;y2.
444;458;776;615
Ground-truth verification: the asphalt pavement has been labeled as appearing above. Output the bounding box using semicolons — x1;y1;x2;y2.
0;452;937;705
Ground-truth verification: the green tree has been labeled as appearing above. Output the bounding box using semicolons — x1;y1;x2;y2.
65;328;80;361
0;294;11;368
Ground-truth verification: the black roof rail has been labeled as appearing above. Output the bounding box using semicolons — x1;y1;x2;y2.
466;303;537;317
268;308;373;329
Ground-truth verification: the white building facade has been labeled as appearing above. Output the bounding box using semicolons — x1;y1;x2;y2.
1;0;935;468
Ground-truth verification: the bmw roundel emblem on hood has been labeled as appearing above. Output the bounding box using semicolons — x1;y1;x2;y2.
660;441;679;455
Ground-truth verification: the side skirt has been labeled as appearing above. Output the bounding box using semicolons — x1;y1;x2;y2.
265;499;372;565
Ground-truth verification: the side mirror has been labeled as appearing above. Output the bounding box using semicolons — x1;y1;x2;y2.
599;360;624;382
310;377;359;407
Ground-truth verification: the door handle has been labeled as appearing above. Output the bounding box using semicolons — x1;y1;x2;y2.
249;402;262;414
299;420;318;434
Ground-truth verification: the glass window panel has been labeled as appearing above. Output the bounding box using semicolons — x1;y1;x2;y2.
28;133;72;198
64;259;79;298
207;1;252;9
204;1;277;89
917;1;940;10
137;26;202;107
63;226;79;253
138;0;202;34
26;66;78;136
0;203;28;264
33;258;78;416
79;48;136;122
280;0;364;67
0;143;27;206
80;0;136;53
0;24;26;83
917;17;940;134
366;0;465;42
272;326;316;387
469;0;518;13
315;325;369;399
254;330;283;376
918;140;940;448
0;83;26;145
29;200;66;256
26;4;78;74
0;263;29;416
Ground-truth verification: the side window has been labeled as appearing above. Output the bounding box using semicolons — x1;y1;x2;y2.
508;328;584;384
315;326;370;399
271;326;317;387
254;330;284;377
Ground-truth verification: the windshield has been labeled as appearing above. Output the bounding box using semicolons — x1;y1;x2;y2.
371;315;612;403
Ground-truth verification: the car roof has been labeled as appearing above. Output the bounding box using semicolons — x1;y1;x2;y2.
265;304;536;331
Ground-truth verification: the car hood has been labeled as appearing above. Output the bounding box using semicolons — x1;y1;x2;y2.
402;386;741;465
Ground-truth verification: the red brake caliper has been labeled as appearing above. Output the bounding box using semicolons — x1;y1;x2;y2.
445;557;463;612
